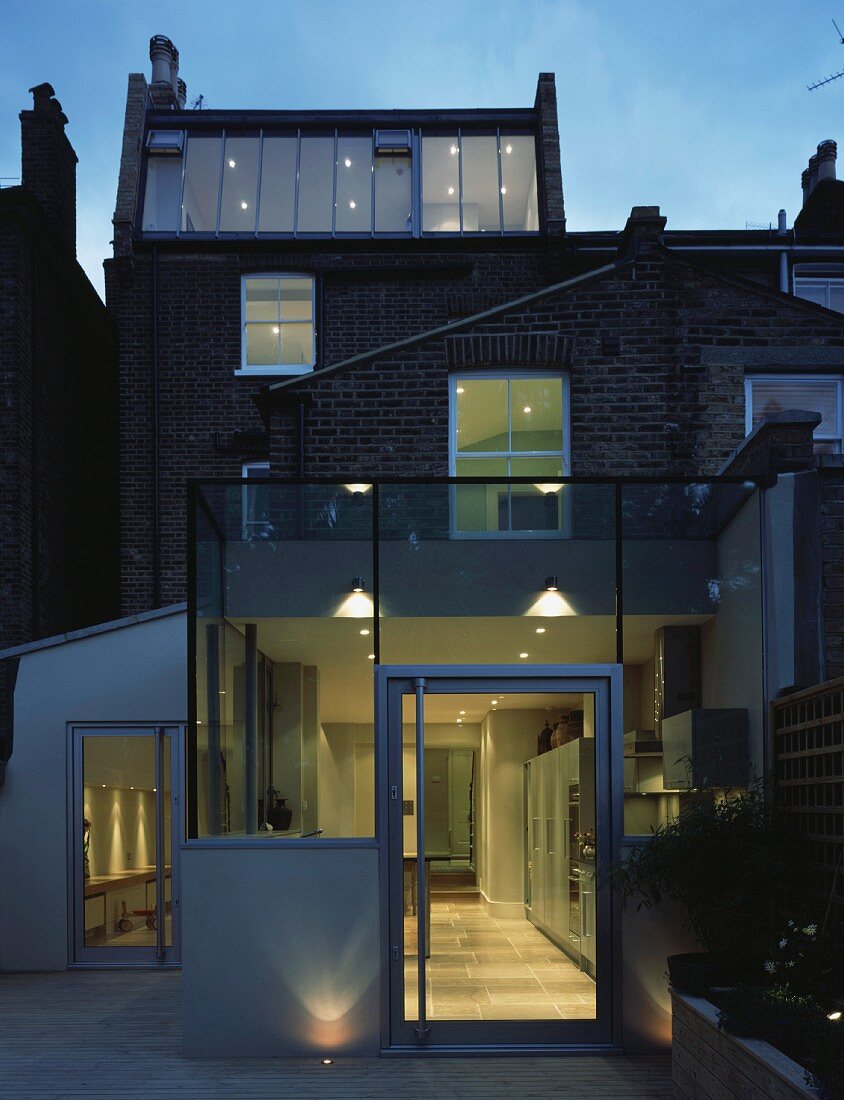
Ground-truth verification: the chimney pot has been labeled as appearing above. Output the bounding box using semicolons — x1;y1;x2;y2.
816;139;837;185
619;205;667;259
777;208;787;235
177;79;187;110
149;35;176;86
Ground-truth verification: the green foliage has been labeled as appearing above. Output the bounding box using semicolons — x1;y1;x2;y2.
718;985;844;1099
614;786;799;958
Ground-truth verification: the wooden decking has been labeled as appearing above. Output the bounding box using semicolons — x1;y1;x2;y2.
0;970;672;1099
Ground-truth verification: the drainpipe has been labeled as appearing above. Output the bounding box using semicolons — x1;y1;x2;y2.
777;210;789;293
296;398;306;539
151;245;161;608
29;244;40;637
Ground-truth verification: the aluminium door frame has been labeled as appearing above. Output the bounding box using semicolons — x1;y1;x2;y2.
67;723;184;968
376;663;624;1054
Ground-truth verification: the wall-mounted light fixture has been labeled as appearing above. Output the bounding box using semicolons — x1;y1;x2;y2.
545;575;559;592
352;577;365;593
344;483;371;501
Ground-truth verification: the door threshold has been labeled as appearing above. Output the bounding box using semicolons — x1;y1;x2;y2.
381;1043;623;1057
67;962;181;971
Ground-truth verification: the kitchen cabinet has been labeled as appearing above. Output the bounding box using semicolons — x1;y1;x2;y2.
525;738;596;972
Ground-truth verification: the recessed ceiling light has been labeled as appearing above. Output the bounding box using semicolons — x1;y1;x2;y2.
240;201;248;209
491;700;498;705
360;628;370;636
228;159;236;168
450;144;458;155
368;654;375;660
457;718;463;724
519;652;529;659
349;200;356;209
500;186;507;194
102;784;106;788
523;405;531;413
344;158;352;167
130;786;134;790
505;144;513;154
536;627;546;634
447;186;455;195
272;325;280;334
459;710;466;715
456;386;464;393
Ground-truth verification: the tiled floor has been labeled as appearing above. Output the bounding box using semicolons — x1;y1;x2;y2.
405;893;595;1021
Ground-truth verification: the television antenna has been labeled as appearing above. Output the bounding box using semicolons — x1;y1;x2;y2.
189;94;205;110
808;18;844;90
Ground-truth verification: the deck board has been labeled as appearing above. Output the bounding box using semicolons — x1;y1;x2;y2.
0;971;672;1098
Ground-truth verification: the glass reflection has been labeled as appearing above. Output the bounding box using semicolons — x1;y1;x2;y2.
220;136;259;231
501;135;539;231
181;136;221;232
142;158;182;232
336;136;373;233
461;135;501;232
258;137;297;233
297;137;334;232
375;155;412;232
422;136;460;232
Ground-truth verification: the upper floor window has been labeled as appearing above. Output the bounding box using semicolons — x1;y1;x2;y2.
794;268;844;314
239;275;315;376
140;128;539;238
450;372;569;534
746;374;844;453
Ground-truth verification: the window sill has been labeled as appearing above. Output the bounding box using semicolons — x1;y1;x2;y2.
234;367;314;378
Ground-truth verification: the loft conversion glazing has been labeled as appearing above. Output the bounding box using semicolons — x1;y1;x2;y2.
141;128;539;237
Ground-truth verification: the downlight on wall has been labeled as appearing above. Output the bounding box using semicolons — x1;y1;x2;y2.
527;575;576;617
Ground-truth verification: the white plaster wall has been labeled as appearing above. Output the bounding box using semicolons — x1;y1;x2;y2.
0;611;186;971
479;709;544;912
181;846;380;1056
318;724;356;838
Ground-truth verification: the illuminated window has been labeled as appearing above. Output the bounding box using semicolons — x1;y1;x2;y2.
450;373;569;533
239;275;315;376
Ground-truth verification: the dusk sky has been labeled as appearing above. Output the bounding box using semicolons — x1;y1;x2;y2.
2;0;843;299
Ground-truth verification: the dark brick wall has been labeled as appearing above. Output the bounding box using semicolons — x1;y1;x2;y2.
819;466;844;679
265;250;844;484
19;88;77;255
0;191;118;651
107;241;567;612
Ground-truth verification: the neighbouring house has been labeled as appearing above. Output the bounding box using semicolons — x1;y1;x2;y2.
0;36;841;1061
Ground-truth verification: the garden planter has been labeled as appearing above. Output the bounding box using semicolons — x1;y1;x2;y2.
671;990;820;1099
667;953;759;996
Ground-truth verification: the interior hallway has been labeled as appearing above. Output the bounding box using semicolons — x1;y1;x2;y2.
405;893;596;1021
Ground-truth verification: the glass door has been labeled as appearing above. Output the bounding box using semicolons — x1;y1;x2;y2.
383;668;616;1049
71;726;181;965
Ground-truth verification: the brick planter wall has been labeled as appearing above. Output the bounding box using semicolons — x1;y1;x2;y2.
671;991;820;1100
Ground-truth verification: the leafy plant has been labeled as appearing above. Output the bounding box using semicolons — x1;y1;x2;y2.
615;785;801;959
762;919;841;1001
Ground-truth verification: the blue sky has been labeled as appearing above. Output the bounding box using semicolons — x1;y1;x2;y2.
2;0;844;299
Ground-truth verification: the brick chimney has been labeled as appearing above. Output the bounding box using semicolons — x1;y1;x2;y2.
19;82;77;254
619;206;667;259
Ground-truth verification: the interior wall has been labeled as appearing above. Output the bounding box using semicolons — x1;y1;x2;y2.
479;708;546;913
318;724;356;838
83;786;157;876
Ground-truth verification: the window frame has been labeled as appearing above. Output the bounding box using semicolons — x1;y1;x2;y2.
241;461;271;540
793;267;844;312
448;369;571;539
138;126;541;240
744;373;844;453
237;273;316;377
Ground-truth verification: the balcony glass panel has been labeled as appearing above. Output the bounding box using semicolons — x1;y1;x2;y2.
142;157;182;232
297;137;335;232
181;136;221;232
192;483;375;839
377;482;617;665
501;134;539;231
422;136;460;232
460;135;501;232
374;154;412;232
335;136;373;232
257;137;297;233
620;482;763;836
